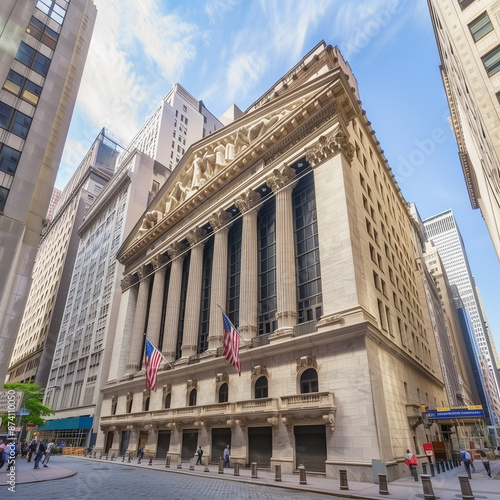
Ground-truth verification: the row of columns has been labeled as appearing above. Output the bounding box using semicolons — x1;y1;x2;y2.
123;163;306;371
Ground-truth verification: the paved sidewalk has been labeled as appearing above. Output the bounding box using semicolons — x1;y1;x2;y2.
2;454;499;499
0;456;76;486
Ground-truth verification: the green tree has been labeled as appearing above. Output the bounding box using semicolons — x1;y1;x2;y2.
1;383;54;427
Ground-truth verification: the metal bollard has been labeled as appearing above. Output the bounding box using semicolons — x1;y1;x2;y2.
189;457;195;470
122;455;125;462
445;460;450;470
251;462;258;478
137;456;142;464
148;455;153;466
413;466;419;481
339;469;349;490
458;476;475;500
127;452;132;463
449;460;453;469
204;457;209;472
218;457;224;474
234;462;240;476
165;455;171;468
274;464;281;482
436;461;440;474
378;473;389;495
298;464;307;485
422;463;427;475
177;456;182;469
421;474;436;500
429;462;435;477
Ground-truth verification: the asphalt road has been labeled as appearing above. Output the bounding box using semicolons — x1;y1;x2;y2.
16;456;349;500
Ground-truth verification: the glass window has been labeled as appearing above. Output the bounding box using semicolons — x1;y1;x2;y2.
144;397;150;411
218;383;228;403
482;45;500;77
176;254;190;360
0;102;14;129
293;172;322;323
258;199;277;335
15;42;35;67
198;236;214;353
227;219;242;327
3;70;24;95
469;12;493;42
27;16;44;40
255;376;268;399
3;71;42;105
189;389;197;406
0;186;8;211
23;80;42;105
165;393;171;409
458;0;476;10
42;26;59;50
33;52;51;76
300;368;318;394
11;111;32;139
0;144;22;175
36;0;66;24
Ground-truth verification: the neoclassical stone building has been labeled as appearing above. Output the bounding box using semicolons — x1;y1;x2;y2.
96;42;449;481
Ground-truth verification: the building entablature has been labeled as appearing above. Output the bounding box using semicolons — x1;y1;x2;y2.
100;391;335;432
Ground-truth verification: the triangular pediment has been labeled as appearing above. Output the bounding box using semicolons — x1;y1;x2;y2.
119;59;357;261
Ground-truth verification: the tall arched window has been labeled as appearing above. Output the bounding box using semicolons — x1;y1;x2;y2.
227;218;242;326
198;236;214;353
126;395;133;413
165;393;171;409
255;376;268;399
300;368;318;394
219;383;228;403
189;388;197;406
144;397;150;411
111;397;117;415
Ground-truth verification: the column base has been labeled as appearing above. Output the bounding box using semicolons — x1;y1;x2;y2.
269;327;294;343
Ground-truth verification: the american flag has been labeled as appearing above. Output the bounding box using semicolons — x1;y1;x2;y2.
222;312;241;376
145;338;163;391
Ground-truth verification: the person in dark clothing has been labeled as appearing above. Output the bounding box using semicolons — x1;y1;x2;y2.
196;446;203;465
34;441;47;469
27;441;37;462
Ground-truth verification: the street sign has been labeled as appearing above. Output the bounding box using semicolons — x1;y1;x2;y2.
423;443;434;456
423;406;484;419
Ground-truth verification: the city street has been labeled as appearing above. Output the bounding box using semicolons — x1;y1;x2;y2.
13;456;346;500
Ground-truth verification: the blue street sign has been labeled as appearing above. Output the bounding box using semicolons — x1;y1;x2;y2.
423;408;484;419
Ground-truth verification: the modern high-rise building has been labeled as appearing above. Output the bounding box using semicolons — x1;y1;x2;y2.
116;83;226;174
46;187;62;221
423;209;500;424
6;128;124;386
0;0;97;384
37;148;170;447
95;42;459;481
427;0;500;259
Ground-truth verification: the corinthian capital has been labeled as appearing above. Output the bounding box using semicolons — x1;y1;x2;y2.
209;209;232;231
121;274;138;291
186;227;207;247
167;241;186;259
305;127;355;167
266;164;296;193
150;254;167;271
137;264;152;280
235;189;261;214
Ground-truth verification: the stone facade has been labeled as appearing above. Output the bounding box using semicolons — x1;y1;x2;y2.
96;42;450;481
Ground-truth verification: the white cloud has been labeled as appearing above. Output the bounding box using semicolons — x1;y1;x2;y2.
205;0;242;24
56;137;90;189
226;52;269;102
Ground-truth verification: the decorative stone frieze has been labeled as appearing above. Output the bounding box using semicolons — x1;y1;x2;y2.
187;379;197;390
296;355;317;372
305;127;355;167
251;365;269;380
216;372;229;384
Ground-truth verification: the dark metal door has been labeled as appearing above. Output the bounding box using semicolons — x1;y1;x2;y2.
119;430;130;456
248;427;272;467
156;430;171;459
294;425;326;472
211;428;231;462
181;429;198;460
104;432;113;453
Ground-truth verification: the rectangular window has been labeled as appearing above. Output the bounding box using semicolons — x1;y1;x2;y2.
15;42;51;76
36;0;66;24
4;71;42;105
482;45;500;77
469;12;493;42
0;144;22;175
227;219;242;327
15;41;35;67
182;104;187;112
0;186;9;211
458;0;476;10
11;110;32;138
198;237;214;353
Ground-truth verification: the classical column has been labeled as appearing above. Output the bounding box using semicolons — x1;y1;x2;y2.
162;242;186;363
235;189;261;342
146;254;167;348
180;227;206;361
126;265;152;372
266;164;298;337
305;125;357;330
208;209;232;352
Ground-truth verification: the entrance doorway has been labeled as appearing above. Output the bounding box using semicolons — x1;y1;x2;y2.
138;431;148;452
211;428;231;462
294;425;326;472
105;432;113;453
248;427;272;467
120;430;130;456
157;431;171;459
181;429;198;460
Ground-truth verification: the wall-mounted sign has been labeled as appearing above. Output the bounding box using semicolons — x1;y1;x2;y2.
423;406;484;419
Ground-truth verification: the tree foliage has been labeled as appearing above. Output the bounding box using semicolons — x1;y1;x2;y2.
1;383;54;428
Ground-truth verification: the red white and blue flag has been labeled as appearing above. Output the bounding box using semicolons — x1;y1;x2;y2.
222;312;241;376
145;338;163;391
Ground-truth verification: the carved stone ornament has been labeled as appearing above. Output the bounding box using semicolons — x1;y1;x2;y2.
296;355;317;372
251;365;269;380
227;419;237;431
305;127;355;167
167;241;186;259
143;389;150;397
137;265;152;280
187;379;197;390
121;274;138;291
267;416;279;429
281;415;296;432
186;227;207;247
265;163;296;193
323;412;335;431
216;372;229;384
137;210;163;239
151;254;167;271
209;209;232;231
162;384;172;395
234;189;261;214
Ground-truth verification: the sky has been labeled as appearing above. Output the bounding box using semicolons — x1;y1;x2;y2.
56;0;500;354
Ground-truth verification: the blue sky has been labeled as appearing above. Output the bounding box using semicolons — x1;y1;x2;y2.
56;0;500;354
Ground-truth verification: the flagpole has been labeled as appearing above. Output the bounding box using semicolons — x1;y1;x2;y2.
217;303;246;343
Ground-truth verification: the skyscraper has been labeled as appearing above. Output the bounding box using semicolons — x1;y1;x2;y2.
427;0;500;259
0;0;97;383
423;209;500;424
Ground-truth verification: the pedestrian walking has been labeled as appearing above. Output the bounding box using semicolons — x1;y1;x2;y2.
223;445;230;468
404;449;418;477
0;439;6;470
460;449;473;478
21;440;28;458
479;450;492;478
33;441;47;469
5;440;17;471
27;440;37;462
42;441;55;467
196;446;203;465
